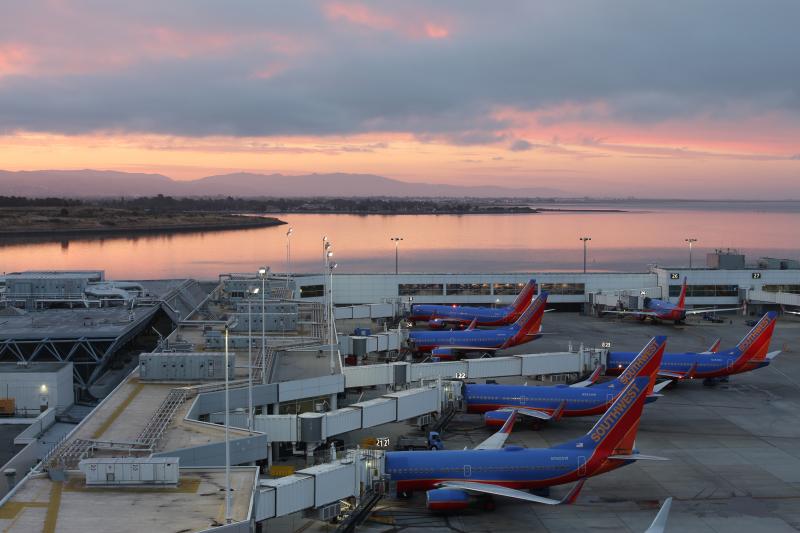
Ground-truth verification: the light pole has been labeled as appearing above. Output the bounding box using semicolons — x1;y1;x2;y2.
390;236;403;275
286;227;293;288
685;238;698;269
223;324;232;524
247;286;259;432
258;267;268;383
329;261;337;375
580;237;592;273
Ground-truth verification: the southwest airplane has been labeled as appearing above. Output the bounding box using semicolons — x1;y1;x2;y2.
385;374;664;511
407;292;548;359
607;312;779;381
603;277;740;324
465;336;667;427
409;279;537;329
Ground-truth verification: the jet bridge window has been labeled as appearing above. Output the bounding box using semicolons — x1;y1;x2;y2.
762;284;800;294
446;283;492;296
540;283;585;295
300;284;325;298
492;282;528;295
668;284;738;297
399;284;444;296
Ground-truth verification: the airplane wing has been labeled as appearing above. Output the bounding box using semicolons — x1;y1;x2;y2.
474;409;517;450
658;362;698;380
602;309;661;317
488;402;566;422
438;478;586;506
570;365;605;387
781;305;800;316
608;454;669;461
645;497;673;533
684;306;741;316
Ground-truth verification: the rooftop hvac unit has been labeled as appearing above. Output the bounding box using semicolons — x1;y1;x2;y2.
79;457;179;486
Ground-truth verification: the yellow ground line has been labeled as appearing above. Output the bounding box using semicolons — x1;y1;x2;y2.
0;501;49;519
43;481;62;533
91;383;145;439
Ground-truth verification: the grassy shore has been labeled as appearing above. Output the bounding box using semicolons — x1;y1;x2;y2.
0;207;285;239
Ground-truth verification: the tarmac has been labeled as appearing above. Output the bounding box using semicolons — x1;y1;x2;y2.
356;312;800;532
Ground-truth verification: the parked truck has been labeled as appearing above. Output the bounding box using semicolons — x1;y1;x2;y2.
396;431;444;451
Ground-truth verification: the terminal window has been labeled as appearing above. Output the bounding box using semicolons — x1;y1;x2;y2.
399;283;444;296
299;284;325;298
446;283;492;296
540;283;585;295
493;282;528;295
668;284;738;297
762;284;800;294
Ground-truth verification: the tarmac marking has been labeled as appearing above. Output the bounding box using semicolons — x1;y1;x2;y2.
90;382;145;439
0;501;49;519
42;481;62;533
63;477;201;493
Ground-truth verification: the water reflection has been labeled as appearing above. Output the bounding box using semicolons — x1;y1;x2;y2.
0;210;797;278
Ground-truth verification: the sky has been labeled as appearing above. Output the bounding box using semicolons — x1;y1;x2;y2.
0;1;799;198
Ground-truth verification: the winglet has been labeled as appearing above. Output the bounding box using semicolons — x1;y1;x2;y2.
685;362;698;379
706;338;721;353
466;318;477;331
561;478;586;505
551;400;567;422
499;409;518;435
585;365;604;384
645;497;673;533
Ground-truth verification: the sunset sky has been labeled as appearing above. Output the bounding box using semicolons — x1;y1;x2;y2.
1;1;799;198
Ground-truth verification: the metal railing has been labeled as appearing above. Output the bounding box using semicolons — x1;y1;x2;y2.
134;388;189;450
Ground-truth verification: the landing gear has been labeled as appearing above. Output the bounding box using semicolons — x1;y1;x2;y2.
481;497;496;511
702;378;718;387
398;490;412;499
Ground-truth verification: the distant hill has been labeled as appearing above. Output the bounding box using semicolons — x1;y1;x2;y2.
0;169;566;198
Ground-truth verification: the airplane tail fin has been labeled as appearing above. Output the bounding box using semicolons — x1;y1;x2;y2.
676;277;688;309
732;311;778;365
505;292;549;348
554;376;650;458
610;336;666;395
510;279;537;314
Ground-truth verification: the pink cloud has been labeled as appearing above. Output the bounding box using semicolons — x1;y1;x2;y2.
324;2;450;40
0;44;33;77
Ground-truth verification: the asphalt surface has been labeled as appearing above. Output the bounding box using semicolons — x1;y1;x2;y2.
361;312;800;532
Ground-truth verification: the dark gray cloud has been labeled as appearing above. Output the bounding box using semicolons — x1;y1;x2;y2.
509;139;534;152
0;1;798;139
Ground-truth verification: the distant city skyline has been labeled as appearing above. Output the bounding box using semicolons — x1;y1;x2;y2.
1;1;799;199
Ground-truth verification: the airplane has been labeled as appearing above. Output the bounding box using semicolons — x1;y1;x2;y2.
408;279;537;329
602;277;740;324
607;312;780;383
781;305;800;316
384;375;665;511
407;292;548;360
464;336;667;427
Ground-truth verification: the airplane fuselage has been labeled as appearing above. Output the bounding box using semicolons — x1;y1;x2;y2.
408;327;519;353
464;383;628;418
386;447;631;493
607;349;768;379
410;304;516;327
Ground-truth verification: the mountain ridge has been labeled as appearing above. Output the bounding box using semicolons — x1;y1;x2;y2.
0;169;566;198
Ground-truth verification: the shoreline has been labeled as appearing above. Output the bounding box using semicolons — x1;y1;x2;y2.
0;216;286;241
